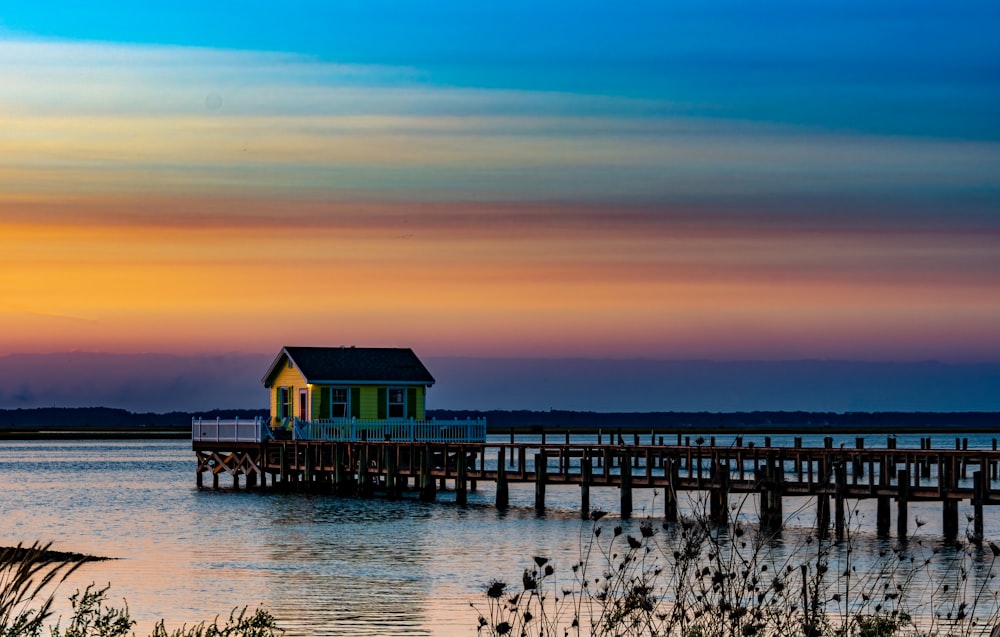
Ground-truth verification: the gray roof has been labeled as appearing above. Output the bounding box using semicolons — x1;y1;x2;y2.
263;346;435;386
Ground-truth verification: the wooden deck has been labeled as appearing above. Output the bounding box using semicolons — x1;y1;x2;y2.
194;434;1000;541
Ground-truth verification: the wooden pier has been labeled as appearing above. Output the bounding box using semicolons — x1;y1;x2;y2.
194;433;1000;541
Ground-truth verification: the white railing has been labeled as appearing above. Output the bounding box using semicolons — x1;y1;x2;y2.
293;418;487;443
191;417;270;443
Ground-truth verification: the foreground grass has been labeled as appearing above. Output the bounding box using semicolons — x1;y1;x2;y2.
473;497;1000;637
0;543;283;637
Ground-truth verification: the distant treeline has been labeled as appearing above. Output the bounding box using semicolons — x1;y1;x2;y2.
0;406;266;429
0;406;997;434
427;409;1000;434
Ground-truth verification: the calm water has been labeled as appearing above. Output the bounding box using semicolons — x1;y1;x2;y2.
1;434;999;636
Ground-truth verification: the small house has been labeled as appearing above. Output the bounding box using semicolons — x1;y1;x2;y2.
262;346;435;426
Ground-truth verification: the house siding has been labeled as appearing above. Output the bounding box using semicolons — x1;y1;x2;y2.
416;386;426;420
360;386;379;420
268;361;307;422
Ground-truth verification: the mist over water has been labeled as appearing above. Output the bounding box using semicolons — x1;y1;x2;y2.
1;436;998;636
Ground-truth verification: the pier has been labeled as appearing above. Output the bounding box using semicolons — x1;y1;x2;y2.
194;426;1000;541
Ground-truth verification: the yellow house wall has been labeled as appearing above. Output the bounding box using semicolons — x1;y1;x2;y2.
268;361;307;422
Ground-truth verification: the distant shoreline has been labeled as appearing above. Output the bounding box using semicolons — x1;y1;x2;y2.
0;427;189;440
0;406;997;438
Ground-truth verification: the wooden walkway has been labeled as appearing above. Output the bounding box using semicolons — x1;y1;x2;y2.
194;433;1000;541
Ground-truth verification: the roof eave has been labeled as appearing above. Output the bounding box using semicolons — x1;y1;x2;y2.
261;347;294;387
305;379;435;387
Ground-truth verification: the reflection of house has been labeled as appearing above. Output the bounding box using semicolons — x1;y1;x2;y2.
262;346;435;425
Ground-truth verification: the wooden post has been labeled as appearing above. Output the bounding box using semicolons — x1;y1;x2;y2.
456;450;468;505
620;449;633;520
942;454;958;538
196;469;203;489
816;455;830;537
854;437;865;480
303;444;313;491
246;469;257;490
233;472;240;490
973;470;985;542
279;445;287;486
710;460;729;524
420;445;436;502
333;443;344;493
876;453;890;537
834;461;846;540
385;444;397;499
358;445;372;498
897;468;909;542
496;448;509;510
580;448;591;520
535;452;547;515
665;457;678;522
212;470;219;490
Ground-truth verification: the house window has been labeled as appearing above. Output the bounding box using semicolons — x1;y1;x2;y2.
277;386;292;420
331;388;349;418
388;388;405;418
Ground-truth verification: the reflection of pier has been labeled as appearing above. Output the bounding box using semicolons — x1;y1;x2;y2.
193;431;1000;541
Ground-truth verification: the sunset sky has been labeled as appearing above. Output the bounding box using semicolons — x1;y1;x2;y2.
1;2;999;410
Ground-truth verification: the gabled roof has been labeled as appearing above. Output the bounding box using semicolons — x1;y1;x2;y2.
262;346;435;387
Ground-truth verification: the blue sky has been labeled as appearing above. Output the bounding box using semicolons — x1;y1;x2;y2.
4;0;997;139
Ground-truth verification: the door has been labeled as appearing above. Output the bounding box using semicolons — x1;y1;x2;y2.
299;388;308;421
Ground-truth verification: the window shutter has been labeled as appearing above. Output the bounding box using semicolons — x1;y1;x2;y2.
377;387;387;419
351;388;361;418
407;387;417;419
318;387;330;420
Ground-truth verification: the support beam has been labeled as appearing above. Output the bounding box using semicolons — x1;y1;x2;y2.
496;448;508;510
535;452;547;515
620;449;633;520
897;468;910;542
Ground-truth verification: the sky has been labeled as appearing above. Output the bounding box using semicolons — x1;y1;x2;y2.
1;1;998;411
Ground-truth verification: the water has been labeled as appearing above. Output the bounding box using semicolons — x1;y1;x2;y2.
1;435;999;636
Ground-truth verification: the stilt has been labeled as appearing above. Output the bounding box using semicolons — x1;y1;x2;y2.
196;470;203;489
420;446;436;502
212;471;219;490
973;470;985;542
620;449;633;520
303;444;313;491
760;453;783;534
358;445;372;498
385;445;398;499
333;444;345;493
456;451;468;505
496;448;508;510
665;457;678;523
897;468;909;542
876;453;891;537
834;461;846;540
710;460;729;524
535;452;547;515
942;454;958;538
580;448;591;520
854;438;865;480
816;456;830;536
